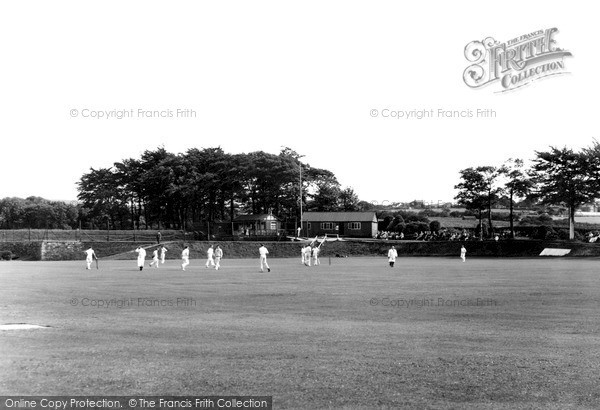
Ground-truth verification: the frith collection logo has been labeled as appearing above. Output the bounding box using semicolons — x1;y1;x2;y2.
463;28;572;92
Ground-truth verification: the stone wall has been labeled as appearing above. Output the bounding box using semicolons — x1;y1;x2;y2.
41;241;85;261
0;242;42;260
2;239;600;261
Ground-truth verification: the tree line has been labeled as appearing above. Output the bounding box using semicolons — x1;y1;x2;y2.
0;197;79;229
75;147;360;230
4;142;599;239
0;147;362;231
454;141;600;239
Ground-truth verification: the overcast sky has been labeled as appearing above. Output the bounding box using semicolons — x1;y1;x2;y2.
0;1;596;204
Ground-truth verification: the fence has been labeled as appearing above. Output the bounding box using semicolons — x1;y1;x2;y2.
0;229;185;242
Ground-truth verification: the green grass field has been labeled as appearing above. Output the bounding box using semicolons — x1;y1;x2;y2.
1;257;600;409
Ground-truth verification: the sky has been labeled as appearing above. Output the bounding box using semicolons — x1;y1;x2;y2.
0;1;596;204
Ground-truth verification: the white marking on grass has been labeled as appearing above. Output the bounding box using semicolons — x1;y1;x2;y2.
539;248;571;256
0;323;50;330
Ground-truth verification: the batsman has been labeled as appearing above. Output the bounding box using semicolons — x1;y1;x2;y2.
84;247;98;270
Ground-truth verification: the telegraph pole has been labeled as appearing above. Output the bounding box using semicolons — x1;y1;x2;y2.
299;163;303;237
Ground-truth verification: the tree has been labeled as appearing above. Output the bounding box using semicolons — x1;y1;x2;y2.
77;167;131;229
356;200;376;211
499;158;533;238
530;146;600;240
338;187;360;211
309;171;341;212
454;167;492;239
476;166;502;236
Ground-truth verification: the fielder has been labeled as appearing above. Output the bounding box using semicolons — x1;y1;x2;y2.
181;246;190;271
135;246;146;271
460;245;467;262
259;243;270;272
205;245;215;268
214;245;223;270
84;247;97;270
149;248;159;268
160;245;167;264
303;245;312;266
312;245;320;266
387;245;398;267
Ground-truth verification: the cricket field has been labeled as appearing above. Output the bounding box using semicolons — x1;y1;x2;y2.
1;257;599;409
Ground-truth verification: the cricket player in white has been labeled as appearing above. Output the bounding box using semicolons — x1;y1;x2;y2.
160;245;167;264
84;247;97;270
205;245;215;268
460;245;467;262
135;246;146;271
259;244;270;272
312;246;320;266
181;246;190;271
303;245;311;266
149;249;159;268
387;246;398;267
214;245;223;270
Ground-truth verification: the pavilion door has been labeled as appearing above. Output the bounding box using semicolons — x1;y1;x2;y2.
338;223;344;235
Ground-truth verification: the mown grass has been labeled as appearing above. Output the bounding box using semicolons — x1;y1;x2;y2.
1;257;600;409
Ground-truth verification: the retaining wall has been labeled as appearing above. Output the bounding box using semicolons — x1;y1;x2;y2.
0;242;42;260
1;239;600;261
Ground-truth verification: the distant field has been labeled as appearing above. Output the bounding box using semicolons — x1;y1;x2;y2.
434;217;510;229
436;216;600;230
575;216;600;225
1;258;600;408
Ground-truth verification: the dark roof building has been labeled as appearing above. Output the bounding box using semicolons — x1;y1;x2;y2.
233;213;281;236
302;212;377;238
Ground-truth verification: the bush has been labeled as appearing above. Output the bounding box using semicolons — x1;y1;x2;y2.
418;209;438;217
553;229;584;241
392;214;405;224
380;216;393;231
417;222;429;232
534;225;557;240
429;220;441;233
404;222;423;236
557;229;570;240
519;215;554;226
1;250;13;260
387;216;405;232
